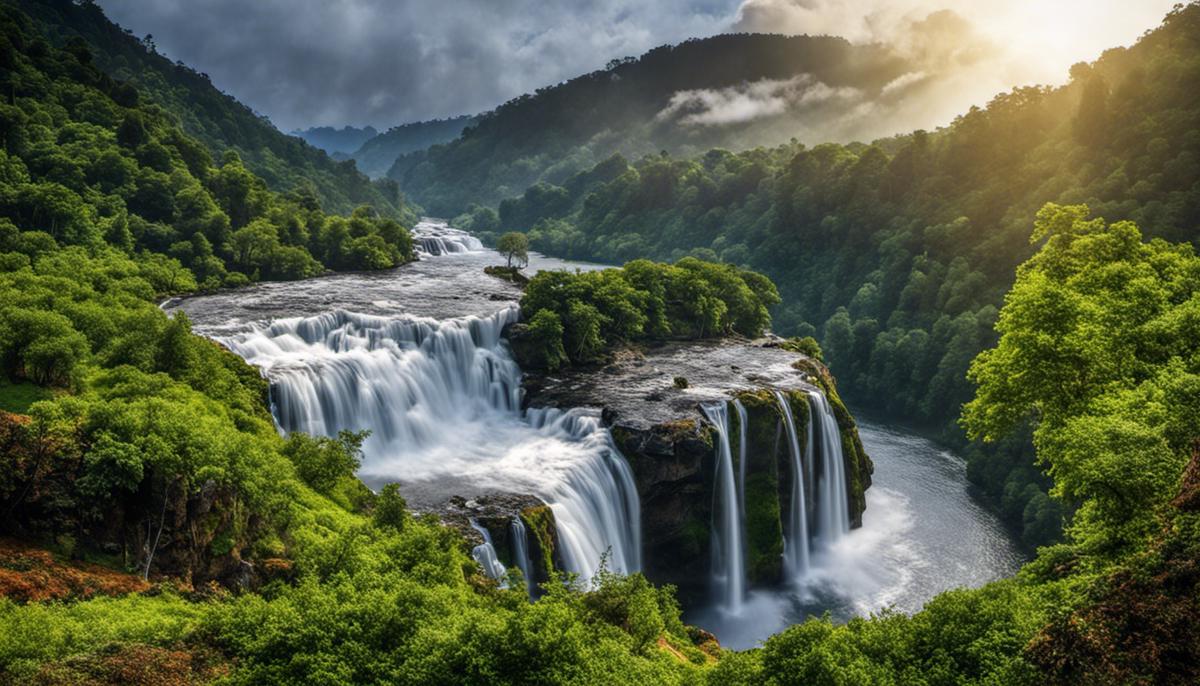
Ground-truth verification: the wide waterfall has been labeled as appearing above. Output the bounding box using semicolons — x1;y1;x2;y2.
411;220;484;256
775;391;810;578
809;391;850;543
702;402;746;612
223;305;640;586
470;519;508;584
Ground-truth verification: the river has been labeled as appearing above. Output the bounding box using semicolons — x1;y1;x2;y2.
167;219;1024;649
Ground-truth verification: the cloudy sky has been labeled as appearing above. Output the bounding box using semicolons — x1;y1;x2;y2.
97;0;1179;133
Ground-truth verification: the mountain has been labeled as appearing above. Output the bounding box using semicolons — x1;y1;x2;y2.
292;125;379;155
13;0;405;217
473;3;1200;550
387;33;915;215
346;115;477;179
0;0;417;291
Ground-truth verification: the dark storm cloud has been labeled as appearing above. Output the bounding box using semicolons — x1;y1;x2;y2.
97;0;741;131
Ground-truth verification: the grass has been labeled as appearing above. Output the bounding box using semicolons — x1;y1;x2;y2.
0;380;52;415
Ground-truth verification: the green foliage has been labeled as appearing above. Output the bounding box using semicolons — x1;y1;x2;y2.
15;0;409;218
521;258;779;366
497;231;529;269
0;4;416;295
283;430;368;496
524;309;568;371
964;205;1198;551
372;483;408;532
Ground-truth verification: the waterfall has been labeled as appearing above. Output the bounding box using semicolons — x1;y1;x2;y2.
223;305;640;587
470;519;508;584
702;402;746;612
809;391;850;543
510;516;535;597
732;399;748;537
412;221;484;256
775;391;810;578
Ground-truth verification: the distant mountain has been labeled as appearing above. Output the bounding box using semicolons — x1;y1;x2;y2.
347;116;477;179
387;33;914;215
292;125;379;155
16;0;405;217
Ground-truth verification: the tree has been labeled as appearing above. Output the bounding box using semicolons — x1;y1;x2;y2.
282;430;368;495
373;483;408;531
497;231;530;269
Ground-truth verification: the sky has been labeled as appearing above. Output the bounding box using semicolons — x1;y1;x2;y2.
96;0;1180;133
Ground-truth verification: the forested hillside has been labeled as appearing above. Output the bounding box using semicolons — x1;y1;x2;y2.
462;3;1200;549
348;115;477;178
12;0;408;217
389;34;914;215
0;4;417;288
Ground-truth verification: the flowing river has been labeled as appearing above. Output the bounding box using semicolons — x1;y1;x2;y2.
166;219;1024;648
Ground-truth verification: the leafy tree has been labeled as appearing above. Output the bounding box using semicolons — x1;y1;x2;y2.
497;231;529;269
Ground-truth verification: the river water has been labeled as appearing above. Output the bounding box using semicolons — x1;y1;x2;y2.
167;219;1024;648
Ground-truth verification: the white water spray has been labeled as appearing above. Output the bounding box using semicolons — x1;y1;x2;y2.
775;391;810;578
223;305;640;586
702;402;746;612
470;519;508;584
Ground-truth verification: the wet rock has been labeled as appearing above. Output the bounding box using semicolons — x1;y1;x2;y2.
519;335;874;602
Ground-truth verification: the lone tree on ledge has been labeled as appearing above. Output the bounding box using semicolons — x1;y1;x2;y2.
498;232;530;269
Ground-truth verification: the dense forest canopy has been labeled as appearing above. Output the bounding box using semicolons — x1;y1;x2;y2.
454;2;1200;550
12;0;408;218
0;3;416;291
387;33;920;215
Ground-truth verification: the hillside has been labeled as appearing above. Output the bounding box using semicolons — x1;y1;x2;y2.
463;3;1200;549
293;125;378;155
387;33;913;215
12;0;408;217
347;115;477;178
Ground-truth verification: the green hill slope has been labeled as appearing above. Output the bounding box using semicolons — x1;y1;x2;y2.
13;0;408;217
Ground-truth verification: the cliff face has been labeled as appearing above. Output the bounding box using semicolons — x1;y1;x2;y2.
517;335;873;602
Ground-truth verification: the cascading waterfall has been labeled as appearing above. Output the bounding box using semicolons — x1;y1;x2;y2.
775;391;810;578
702;403;746;612
470;519;508;584
510;516;535;597
808;391;850;543
411;221;484;255
705;389;848;594
223;305;640;586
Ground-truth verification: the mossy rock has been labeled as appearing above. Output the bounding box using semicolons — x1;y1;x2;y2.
520;504;560;584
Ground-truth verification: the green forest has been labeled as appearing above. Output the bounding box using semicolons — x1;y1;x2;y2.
454;3;1200;551
0;0;1197;684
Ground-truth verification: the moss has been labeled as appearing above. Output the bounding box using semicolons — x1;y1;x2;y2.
520;505;558;582
744;472;783;582
673;376;689;389
732;390;785;584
